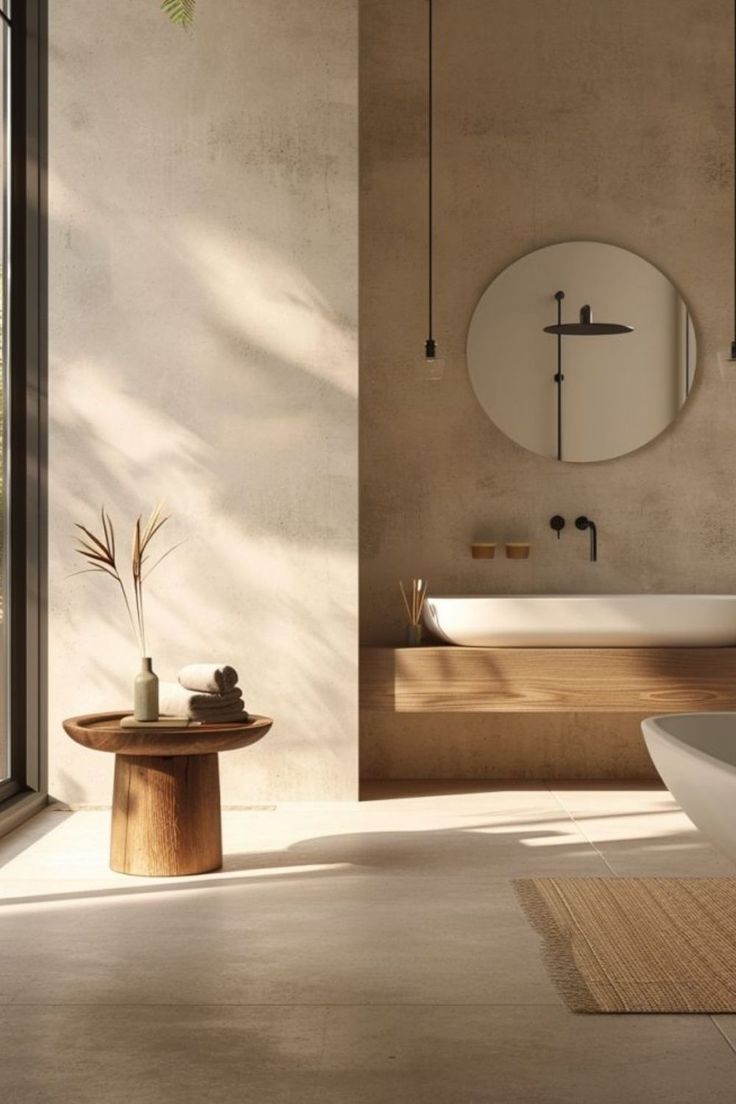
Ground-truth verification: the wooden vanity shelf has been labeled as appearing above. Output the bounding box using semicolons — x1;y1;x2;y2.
360;646;736;714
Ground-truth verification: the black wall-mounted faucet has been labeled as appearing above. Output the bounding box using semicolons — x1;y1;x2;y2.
575;516;597;562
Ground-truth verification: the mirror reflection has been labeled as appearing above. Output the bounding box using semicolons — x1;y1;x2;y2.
466;241;696;463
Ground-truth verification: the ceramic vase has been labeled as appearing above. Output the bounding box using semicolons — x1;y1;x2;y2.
134;657;159;721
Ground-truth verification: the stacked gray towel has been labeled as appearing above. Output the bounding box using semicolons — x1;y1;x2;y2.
160;664;249;723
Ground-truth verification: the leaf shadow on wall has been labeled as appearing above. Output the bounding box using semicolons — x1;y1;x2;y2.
48;202;358;801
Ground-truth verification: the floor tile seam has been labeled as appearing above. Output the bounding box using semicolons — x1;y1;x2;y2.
710;1016;736;1056
0;873;604;895
566;818;618;876
543;785;617;875
1;1000;565;1009
547;785;619;876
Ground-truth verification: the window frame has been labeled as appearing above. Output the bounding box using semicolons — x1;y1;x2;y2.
0;0;46;812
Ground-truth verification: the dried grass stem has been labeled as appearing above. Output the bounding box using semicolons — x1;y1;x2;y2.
72;502;177;656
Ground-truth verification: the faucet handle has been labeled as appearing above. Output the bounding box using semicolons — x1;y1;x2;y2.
550;515;565;539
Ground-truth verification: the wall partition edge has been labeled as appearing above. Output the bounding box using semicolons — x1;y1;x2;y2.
0;0;47;830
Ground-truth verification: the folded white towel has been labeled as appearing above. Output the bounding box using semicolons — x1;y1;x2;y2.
159;682;245;720
178;663;239;694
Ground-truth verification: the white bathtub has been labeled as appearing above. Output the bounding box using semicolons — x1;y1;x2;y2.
642;713;736;862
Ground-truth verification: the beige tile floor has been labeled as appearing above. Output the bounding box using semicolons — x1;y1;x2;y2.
2;782;736;1102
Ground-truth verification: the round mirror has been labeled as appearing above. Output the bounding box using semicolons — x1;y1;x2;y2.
467;241;696;463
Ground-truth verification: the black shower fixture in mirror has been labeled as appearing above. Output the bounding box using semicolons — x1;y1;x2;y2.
544;298;633;337
466;241;696;463
543;289;634;459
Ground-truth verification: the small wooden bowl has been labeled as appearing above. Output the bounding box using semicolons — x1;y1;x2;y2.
471;542;497;560
505;543;531;560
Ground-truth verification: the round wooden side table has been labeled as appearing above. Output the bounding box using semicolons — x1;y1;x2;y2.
63;711;273;877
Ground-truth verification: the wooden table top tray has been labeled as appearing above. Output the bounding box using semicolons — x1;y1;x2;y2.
63;710;273;757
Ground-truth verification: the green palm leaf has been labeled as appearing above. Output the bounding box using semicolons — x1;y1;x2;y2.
161;0;195;29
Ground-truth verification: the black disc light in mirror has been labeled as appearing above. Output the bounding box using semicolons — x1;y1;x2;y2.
544;302;633;337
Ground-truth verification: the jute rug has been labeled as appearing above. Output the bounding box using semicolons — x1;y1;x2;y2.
514;877;736;1013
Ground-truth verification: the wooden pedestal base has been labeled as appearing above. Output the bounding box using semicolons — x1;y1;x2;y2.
64;712;272;877
111;753;223;876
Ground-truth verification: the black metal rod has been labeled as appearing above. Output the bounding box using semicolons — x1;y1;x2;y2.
554;291;565;461
0;10;10;28
557;313;562;461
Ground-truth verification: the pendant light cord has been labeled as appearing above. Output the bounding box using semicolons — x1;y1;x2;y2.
732;0;736;356
425;0;435;358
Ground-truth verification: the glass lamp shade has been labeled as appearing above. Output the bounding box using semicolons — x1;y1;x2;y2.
423;338;445;381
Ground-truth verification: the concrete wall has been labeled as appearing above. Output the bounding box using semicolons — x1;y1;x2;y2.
49;0;358;803
360;0;734;778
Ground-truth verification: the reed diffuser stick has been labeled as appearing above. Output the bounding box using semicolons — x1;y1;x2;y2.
399;578;429;626
399;580;413;622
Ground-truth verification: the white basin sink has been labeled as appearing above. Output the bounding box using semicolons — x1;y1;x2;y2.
423;594;736;648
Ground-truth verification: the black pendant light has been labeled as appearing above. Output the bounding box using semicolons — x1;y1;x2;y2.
423;0;444;379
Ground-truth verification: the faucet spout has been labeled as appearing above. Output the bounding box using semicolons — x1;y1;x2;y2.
575;516;597;562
